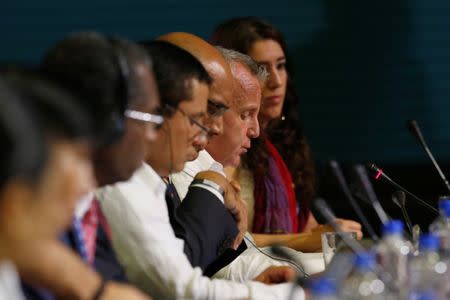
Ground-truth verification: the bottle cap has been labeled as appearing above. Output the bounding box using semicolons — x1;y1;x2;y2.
438;198;450;217
419;234;440;251
354;252;376;271
310;277;337;296
382;219;404;235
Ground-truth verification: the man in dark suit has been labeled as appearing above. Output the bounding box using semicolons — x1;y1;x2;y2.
140;40;245;274
149;36;295;284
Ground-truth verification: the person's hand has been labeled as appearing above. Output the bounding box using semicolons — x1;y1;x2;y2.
100;282;151;300
301;225;334;252
224;180;248;249
230;180;248;250
335;218;363;240
253;266;296;284
194;171;248;249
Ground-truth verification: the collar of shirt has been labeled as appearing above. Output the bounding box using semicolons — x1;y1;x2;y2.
198;150;224;173
170;150;226;200
137;163;167;199
185;150;225;177
74;192;94;220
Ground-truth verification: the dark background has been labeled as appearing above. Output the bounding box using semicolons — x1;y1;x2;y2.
2;0;450;234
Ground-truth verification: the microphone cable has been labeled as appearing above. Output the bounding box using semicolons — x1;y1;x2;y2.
243;235;310;279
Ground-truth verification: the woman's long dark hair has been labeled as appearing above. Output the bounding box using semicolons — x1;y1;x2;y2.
210;17;316;222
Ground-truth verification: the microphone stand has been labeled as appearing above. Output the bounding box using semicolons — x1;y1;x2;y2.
368;163;438;214
408;120;450;194
329;160;379;241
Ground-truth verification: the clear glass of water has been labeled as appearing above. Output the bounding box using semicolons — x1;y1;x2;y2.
321;232;357;267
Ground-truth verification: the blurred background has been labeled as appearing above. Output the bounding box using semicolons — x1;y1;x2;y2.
2;0;450;234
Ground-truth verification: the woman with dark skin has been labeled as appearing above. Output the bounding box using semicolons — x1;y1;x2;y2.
211;17;362;251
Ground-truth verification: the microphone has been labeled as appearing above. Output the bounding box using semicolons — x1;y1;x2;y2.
408;120;450;194
329;160;379;241
368;163;438;214
354;164;390;224
391;191;414;236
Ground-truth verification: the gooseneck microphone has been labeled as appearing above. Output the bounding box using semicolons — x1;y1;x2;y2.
408;120;450;194
329;160;379;241
391;191;413;236
354;164;390;224
314;198;399;293
368;163;438;214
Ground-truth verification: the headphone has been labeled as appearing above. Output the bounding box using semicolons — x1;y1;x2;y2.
101;36;132;145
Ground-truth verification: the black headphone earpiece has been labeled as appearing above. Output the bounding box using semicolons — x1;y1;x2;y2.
102;36;131;145
105;111;126;145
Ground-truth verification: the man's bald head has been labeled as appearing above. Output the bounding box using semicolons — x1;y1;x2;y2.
157;32;233;142
158;33;227;75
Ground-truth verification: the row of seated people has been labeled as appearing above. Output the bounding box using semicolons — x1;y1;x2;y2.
0;17;362;300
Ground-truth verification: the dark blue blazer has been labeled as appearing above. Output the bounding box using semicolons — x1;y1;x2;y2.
165;182;247;277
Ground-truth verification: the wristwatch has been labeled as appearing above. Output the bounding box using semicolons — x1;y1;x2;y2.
190;178;225;197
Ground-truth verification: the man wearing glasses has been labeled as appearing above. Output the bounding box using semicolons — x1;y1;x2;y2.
163;37;305;283
32;32;161;300
97;37;299;300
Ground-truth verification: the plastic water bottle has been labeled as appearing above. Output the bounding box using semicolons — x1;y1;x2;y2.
341;252;391;300
408;234;448;299
429;197;450;256
309;277;339;300
375;220;411;291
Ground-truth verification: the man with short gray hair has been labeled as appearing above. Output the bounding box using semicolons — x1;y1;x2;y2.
217;46;268;83
172;48;267;198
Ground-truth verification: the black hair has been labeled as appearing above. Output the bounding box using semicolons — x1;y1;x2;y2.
2;70;91;140
0;79;45;186
0;69;93;186
41;32;152;140
140;40;212;116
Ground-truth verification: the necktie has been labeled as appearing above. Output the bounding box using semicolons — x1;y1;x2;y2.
82;199;100;265
163;177;181;208
72;217;88;262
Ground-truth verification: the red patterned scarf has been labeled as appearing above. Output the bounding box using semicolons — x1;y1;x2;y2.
252;138;299;233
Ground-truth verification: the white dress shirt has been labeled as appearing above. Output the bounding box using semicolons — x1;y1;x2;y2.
0;262;24;300
97;163;301;300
